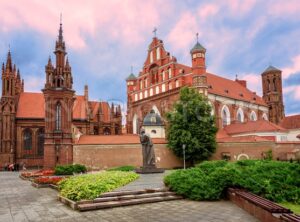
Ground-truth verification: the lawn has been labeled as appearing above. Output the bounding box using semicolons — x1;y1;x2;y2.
279;202;300;214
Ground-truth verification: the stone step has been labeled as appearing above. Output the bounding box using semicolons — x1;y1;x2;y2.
78;195;183;211
99;188;168;198
92;191;176;203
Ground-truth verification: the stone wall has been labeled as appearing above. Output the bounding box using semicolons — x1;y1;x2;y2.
73;143;182;170
73;141;300;170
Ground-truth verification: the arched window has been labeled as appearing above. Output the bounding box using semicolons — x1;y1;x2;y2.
140;81;143;90
37;128;44;156
221;105;231;127
267;79;271;91
156;47;160;60
23;128;32;150
250;111;257;121
262;113;268;120
56;103;62;131
236;108;244;123
208;101;215;116
104;127;111;135
273;78;277;91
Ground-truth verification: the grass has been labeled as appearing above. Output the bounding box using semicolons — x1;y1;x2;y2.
279;202;300;214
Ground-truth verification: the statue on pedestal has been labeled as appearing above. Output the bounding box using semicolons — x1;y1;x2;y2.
136;128;164;174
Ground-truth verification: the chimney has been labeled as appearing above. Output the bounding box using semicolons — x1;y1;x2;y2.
235;79;247;88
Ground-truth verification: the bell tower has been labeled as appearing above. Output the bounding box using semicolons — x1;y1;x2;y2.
261;65;284;124
190;33;208;96
42;19;75;168
0;50;23;164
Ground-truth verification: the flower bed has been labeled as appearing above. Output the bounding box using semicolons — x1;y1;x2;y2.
34;176;64;185
21;169;55;178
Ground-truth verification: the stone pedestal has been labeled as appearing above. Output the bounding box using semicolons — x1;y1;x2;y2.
135;166;165;174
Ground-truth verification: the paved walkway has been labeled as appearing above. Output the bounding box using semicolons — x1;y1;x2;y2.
0;172;259;222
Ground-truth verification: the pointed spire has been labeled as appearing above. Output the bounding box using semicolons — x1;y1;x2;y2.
59;13;63;42
2;63;4;72
66;57;70;67
6;50;12;71
17;69;20;79
13;64;16;73
47;56;52;66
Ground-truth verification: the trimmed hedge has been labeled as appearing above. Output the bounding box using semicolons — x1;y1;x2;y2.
55;164;87;175
58;171;139;201
164;160;300;204
107;166;135;172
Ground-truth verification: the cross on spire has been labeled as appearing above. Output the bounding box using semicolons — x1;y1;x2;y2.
130;65;133;74
153;27;157;37
60;13;62;24
196;32;199;43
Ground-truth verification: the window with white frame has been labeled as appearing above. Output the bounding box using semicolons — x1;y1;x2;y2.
162;84;166;92
155;86;159;94
150;88;153;96
140;81;142;89
221;105;231;127
134;94;138;101
175;79;179;88
169;82;172;90
139;92;143;100
236;108;244;123
168;68;172;78
144;90;148;98
250;111;257;121
262;113;268;120
162;70;165;81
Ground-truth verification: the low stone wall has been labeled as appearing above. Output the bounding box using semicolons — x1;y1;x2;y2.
73;143;182;170
73;141;300;170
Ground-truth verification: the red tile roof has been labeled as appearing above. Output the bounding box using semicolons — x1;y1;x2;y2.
279;115;300;129
206;73;267;106
16;92;111;121
223;120;287;135
217;135;273;143
16;92;45;119
77;134;166;145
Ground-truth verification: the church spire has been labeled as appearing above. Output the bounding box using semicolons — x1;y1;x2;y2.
6;50;12;71
54;15;66;69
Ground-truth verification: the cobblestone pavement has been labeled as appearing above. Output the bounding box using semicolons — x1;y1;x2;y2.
0;172;259;222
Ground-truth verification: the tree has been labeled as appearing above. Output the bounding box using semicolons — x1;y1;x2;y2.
166;87;217;165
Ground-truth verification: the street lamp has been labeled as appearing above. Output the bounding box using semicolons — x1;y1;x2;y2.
182;144;186;170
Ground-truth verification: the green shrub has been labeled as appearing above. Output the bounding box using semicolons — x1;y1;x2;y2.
55;164;87;175
107;166;135;172
58;171;139;201
165;160;300;204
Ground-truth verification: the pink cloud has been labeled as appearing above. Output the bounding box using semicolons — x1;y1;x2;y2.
283;85;300;100
0;0;170;49
226;0;257;16
166;12;199;55
268;0;300;18
282;54;300;79
197;4;219;18
240;73;262;96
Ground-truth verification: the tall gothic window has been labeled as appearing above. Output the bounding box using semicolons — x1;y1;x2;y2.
23;128;32;150
56;103;62;131
37;128;44;156
221;105;230;127
273;78;277;91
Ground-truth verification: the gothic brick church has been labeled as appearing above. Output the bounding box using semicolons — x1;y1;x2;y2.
126;35;285;134
0;22;122;168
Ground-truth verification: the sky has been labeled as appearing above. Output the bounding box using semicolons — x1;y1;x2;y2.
0;0;299;116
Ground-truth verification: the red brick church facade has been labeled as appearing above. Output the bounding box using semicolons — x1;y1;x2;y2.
126;35;285;134
0;23;122;168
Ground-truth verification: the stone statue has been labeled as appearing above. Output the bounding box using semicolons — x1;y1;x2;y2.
136;129;164;174
140;129;156;167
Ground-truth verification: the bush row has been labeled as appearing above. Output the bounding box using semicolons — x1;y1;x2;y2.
107;165;135;172
58;171;139;201
164;160;300;204
54;164;87;175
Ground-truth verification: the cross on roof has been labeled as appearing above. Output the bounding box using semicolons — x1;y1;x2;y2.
196;33;199;42
153;27;157;37
60;13;62;24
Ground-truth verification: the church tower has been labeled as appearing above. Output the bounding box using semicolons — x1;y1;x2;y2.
261;65;285;124
0;50;23;163
190;34;208;96
42;20;75;168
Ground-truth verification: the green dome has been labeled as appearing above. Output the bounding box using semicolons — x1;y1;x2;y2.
143;110;164;126
126;73;137;81
190;42;206;54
